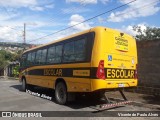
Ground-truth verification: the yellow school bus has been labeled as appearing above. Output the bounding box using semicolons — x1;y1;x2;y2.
19;26;138;104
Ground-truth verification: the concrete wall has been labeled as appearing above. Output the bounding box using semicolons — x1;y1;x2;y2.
137;40;160;85
129;40;160;95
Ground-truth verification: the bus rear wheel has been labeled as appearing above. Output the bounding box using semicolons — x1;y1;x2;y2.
55;82;67;105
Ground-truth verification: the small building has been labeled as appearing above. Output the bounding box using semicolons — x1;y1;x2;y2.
0;61;19;77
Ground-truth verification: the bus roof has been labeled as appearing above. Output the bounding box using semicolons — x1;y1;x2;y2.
23;26;133;54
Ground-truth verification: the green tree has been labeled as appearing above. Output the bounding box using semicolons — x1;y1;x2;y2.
133;26;160;41
0;52;9;69
0;50;21;70
13;65;20;78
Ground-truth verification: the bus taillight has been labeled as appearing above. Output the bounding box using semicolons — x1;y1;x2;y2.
134;64;138;79
96;60;106;79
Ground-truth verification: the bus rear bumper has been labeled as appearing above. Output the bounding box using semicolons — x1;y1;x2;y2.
91;79;138;92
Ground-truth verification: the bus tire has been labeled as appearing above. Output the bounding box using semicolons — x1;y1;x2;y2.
21;78;26;92
55;82;67;105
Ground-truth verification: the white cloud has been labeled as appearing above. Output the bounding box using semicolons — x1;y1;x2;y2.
61;7;90;14
0;14;65;43
45;4;54;9
66;0;110;5
66;0;97;4
27;29;77;44
0;11;20;21
0;0;37;8
100;0;109;4
29;3;54;11
68;14;91;31
108;0;160;22
119;24;147;36
0;0;54;11
0;26;21;42
98;17;105;23
28;14;92;44
119;25;137;36
30;6;44;11
29;14;92;44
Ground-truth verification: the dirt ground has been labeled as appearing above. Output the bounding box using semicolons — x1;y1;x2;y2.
105;91;160;106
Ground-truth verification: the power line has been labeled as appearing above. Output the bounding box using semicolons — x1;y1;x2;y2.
106;0;160;22
28;0;137;43
27;0;117;40
27;6;89;37
49;0;87;21
8;26;22;32
26;0;96;40
0;25;23;35
29;0;88;31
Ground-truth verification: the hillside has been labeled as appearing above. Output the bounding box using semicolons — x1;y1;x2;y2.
0;42;37;53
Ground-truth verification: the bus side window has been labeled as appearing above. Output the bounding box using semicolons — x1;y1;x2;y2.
27;53;32;66
47;46;56;64
47;45;62;64
55;45;63;63
75;39;86;62
21;54;27;67
41;49;47;64
35;50;42;65
63;38;86;63
63;42;75;63
31;52;36;65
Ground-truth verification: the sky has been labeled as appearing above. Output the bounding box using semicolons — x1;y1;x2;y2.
0;0;160;44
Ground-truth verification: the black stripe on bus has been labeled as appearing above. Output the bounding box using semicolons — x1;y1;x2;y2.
27;67;135;79
28;68;91;78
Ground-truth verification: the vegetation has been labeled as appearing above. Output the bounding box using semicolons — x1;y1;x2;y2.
0;52;8;70
0;49;23;77
0;50;12;69
0;42;37;77
133;26;160;41
13;65;20;77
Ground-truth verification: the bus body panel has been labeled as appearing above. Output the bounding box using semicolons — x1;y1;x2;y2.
90;27;137;91
19;26;138;93
20;63;91;92
91;79;138;91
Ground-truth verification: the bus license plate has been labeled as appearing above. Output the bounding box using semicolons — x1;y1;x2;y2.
118;84;125;87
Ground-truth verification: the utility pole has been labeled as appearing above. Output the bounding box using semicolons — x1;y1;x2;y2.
22;22;36;48
23;23;26;44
